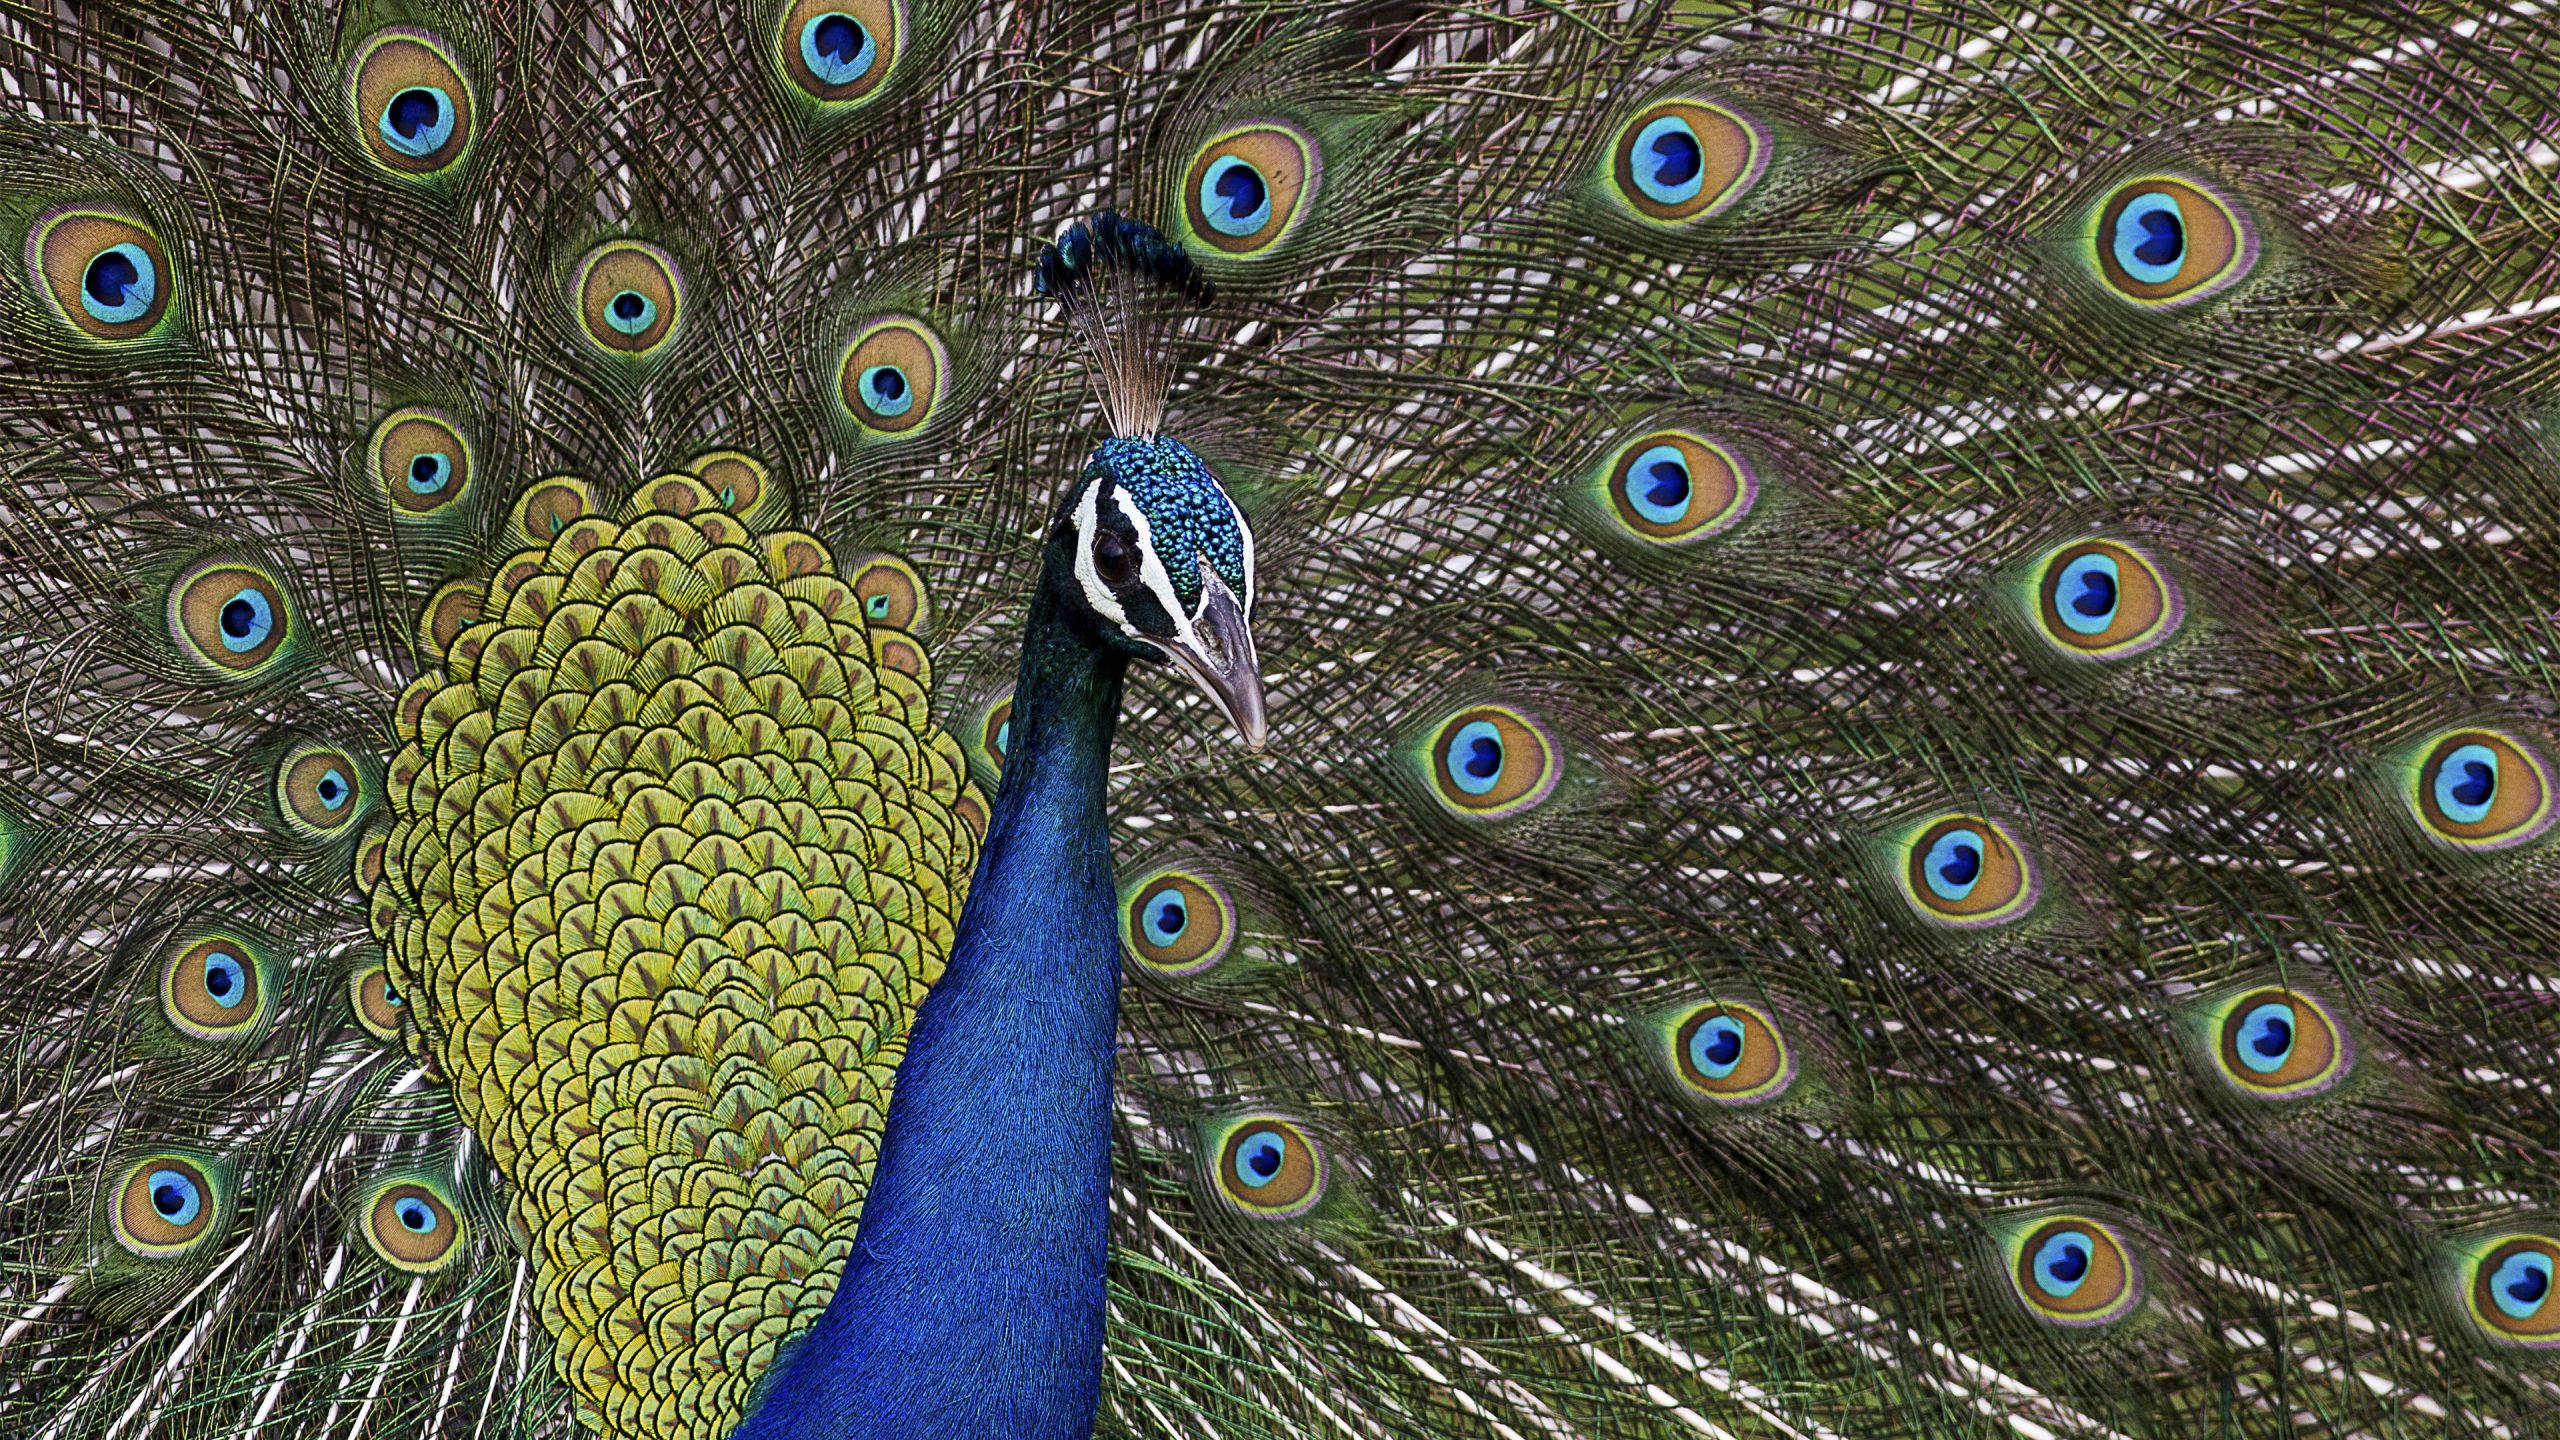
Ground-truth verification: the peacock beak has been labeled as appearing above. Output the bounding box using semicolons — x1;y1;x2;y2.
1160;566;1266;752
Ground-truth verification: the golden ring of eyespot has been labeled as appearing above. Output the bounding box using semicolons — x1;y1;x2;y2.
276;742;366;840
1183;122;1320;257
168;557;292;677
776;0;905;107
2029;538;2182;661
370;407;474;518
112;1153;222;1258
2406;728;2554;852
1213;1116;1325;1218
364;1178;465;1272
2007;1214;2142;1328
573;239;684;356
1608;99;1767;225
1898;813;2039;929
1425;705;1561;820
1669;1000;1794;1105
160;934;267;1042
1122;868;1234;977
351;963;407;1040
1598;430;1757;544
2209;986;2350;1101
348;29;474;176
2467;1233;2560;1345
29;206;175;343
849;553;929;631
2090;175;2253;308
838;317;946;436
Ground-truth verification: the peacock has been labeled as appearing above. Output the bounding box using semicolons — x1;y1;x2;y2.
2;0;2557;1436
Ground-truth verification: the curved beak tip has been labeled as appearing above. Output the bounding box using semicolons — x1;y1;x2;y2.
1162;570;1267;754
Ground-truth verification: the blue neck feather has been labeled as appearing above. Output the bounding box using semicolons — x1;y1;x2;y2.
732;577;1130;1440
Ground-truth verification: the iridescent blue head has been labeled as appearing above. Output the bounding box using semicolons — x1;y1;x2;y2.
1041;212;1264;748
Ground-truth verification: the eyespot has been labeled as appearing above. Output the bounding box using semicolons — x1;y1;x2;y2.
684;450;777;523
29;207;174;343
1210;1115;1325;1218
1181;123;1319;257
160;934;267;1042
2207;986;2349;1101
168;558;291;677
2029;539;2181;660
2090;176;2253;307
777;0;904;106
2408;729;2555;852
837;317;945;436
573;240;683;356
113;1155;223;1258
349;29;474;176
1597;431;1756;544
368;407;474;518
363;1177;465;1272
2467;1234;2560;1346
517;475;596;543
351;963;407;1040
848;553;928;631
1669;1000;1793;1106
977;695;1013;779
1608;100;1769;225
1897;814;2038;928
1121;868;1234;977
2006;1215;2142;1328
1424;705;1561;821
276;743;366;840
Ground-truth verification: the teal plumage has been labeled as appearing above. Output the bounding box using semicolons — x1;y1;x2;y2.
5;1;2560;1436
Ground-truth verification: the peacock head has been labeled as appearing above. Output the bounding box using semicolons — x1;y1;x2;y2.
1055;432;1264;749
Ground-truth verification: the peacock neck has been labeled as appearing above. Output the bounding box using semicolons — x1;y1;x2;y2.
730;573;1131;1440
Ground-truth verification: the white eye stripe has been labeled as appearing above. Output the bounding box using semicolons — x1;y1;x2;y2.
1071;479;1136;636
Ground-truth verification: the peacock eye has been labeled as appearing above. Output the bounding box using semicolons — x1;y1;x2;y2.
32;207;174;343
515;475;596;543
2029;539;2181;660
2468;1235;2560;1345
1597;430;1756;544
1669;1001;1793;1105
1182;123;1319;257
1608;99;1769;225
1121;868;1234;976
113;1155;223;1258
1093;529;1137;588
371;407;473;518
1897;813;2038;929
2208;986;2349;1100
837;317;947;437
365;1179;464;1272
1423;705;1562;821
349;30;475;176
685;450;772;521
351;963;407;1040
277;743;366;839
2408;728;2554;852
778;0;905;107
847;554;928;631
2090;176;2252;307
169;559;291;677
2008;1216;2141;1328
161;934;268;1040
1210;1115;1325;1218
572;240;683;357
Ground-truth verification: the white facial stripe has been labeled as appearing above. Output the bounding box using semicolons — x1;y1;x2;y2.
1228;493;1256;621
1121;496;1200;657
1071;479;1135;636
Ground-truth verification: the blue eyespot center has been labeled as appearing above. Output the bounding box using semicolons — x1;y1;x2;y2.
2436;742;2500;823
149;1169;202;1225
407;452;452;495
1234;1129;1287;1188
1925;829;1984;901
2493;1250;2554;1319
1630;116;1705;205
2033;1230;2094;1297
1627;445;1693;524
1199;155;1273;237
219;588;275;652
317;768;350;810
1446;719;1506;795
2111;192;2188;284
863;593;891;619
381;86;455;157
2236;1001;2295;1073
993;718;1011;759
1141;887;1189;947
203;950;246;1008
397;1197;438;1234
1688;1015;1745;1078
2055;554;2121;634
859;364;914;417
382;983;402;1007
801;13;879;86
607;290;655;333
81;243;157;323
